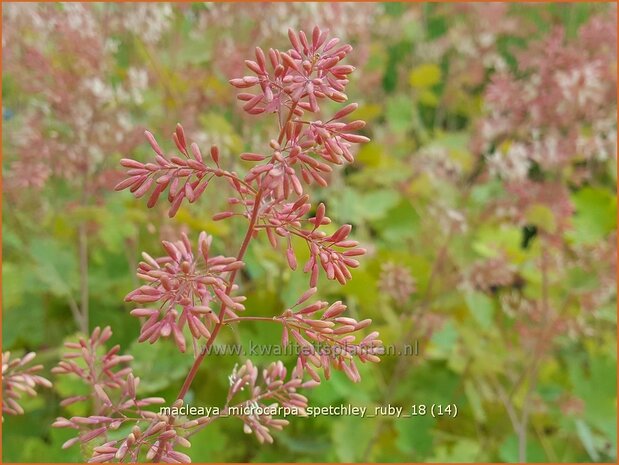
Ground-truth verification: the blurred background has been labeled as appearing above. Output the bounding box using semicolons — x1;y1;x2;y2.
2;2;617;462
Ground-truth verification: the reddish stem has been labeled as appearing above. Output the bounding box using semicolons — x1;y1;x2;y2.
176;188;264;401
176;100;296;401
278;102;297;145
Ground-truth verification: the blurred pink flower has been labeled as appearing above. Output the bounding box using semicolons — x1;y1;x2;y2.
379;262;416;304
52;326;196;463
475;13;617;173
2;351;51;419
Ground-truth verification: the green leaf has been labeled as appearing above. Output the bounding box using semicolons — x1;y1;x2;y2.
409;63;442;88
128;340;194;393
499;434;547;462
472;226;525;262
2;262;26;309
569;187;617;245
576;419;601;461
332;415;375;462
2;297;46;348
419;89;439;106
355;142;386;167
465;292;495;329
429;321;458;356
464;380;486;422
386;96;414;134
373;200;421;244
350;189;401;221
429;438;481;462
30;237;79;298
395;415;436;457
187;421;230;461
525;204;557;234
339;269;379;315
276;431;332;456
569;354;617;441
383;41;410;92
353;103;383;123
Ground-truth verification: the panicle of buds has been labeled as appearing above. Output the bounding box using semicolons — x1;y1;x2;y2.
299;204;366;286
228;26;368;203
113;26;380;450
2;351;52;419
223;360;317;444
115;124;248;218
230;26;354;113
51;326;134;399
124;232;246;353
57;410;193;463
52;327;185;463
238;108;368;202
227;198;365;286
276;294;383;383
117;26;369;221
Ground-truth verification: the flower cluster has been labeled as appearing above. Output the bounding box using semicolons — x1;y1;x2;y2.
117;26;369;215
461;256;518;293
117;26;372;309
125;232;245;352
274;288;383;383
214;198;365;287
115;125;249;218
230;28;369;203
223;360;316;444
467;12;617;250
246;199;366;287
491;180;575;241
52;327;195;462
3;3;146;195
2;351;51;419
114;26;380;452
239;110;367;202
424;3;523;102
231;28;353;112
474;13;617;175
378;262;417;304
85;416;193;464
52;326;135;407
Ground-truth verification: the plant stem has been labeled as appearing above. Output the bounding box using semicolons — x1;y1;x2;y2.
78;221;89;333
518;240;550;462
175;100;296;401
175;188;264;401
361;225;456;461
224;316;276;324
278;102;297;144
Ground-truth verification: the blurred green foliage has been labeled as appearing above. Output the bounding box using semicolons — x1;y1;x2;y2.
2;2;617;463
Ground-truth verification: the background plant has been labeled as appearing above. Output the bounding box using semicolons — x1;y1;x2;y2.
2;3;617;463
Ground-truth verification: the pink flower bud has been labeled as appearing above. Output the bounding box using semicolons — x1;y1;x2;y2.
175;123;186;149
210;146;220;165
144;130;164;157
240;153;266;161
212;211;234;221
